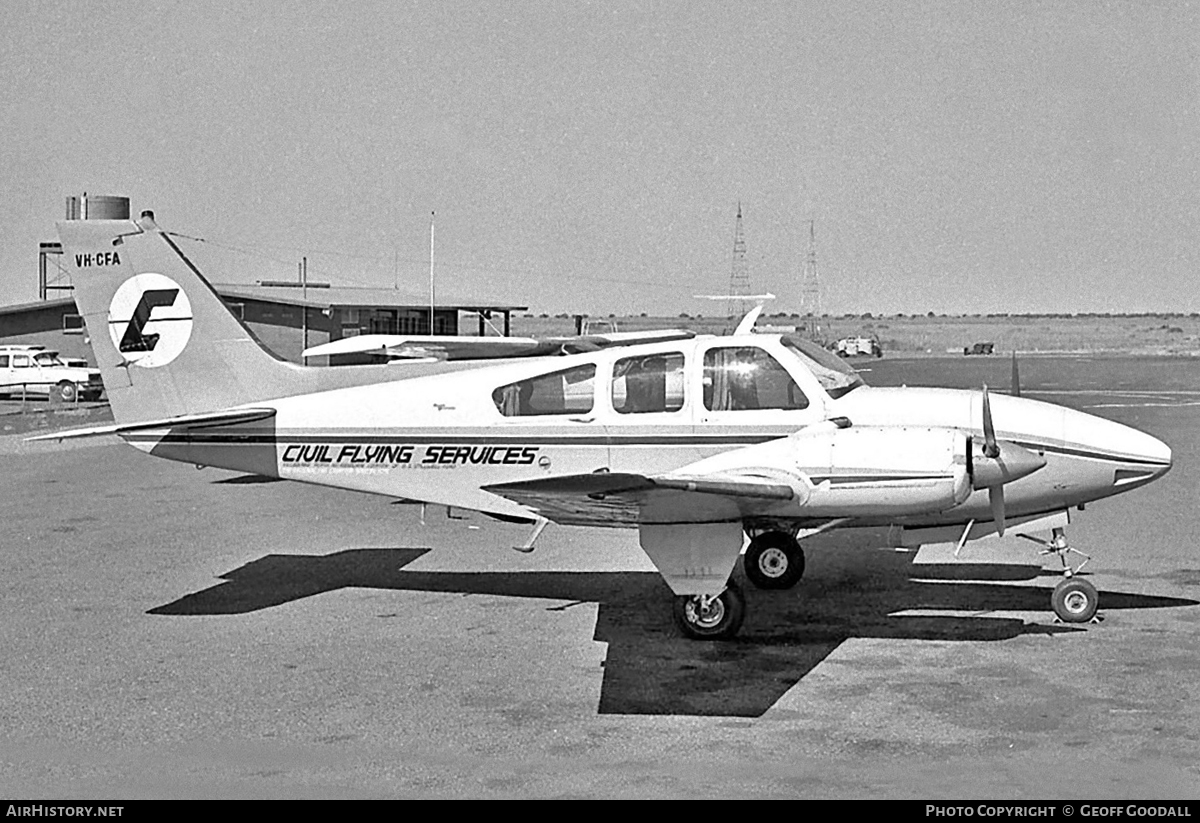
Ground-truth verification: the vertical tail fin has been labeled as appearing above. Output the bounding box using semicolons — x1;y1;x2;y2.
59;211;397;425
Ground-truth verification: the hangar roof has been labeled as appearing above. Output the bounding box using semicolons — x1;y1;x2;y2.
0;288;526;316
0;296;76;317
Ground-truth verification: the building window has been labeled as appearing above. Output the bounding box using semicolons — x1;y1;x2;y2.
492;364;597;416
62;314;84;334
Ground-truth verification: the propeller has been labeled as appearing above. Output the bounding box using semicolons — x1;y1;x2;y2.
982;384;999;458
971;384;1045;536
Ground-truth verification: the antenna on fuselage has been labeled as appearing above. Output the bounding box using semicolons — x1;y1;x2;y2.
695;293;776;336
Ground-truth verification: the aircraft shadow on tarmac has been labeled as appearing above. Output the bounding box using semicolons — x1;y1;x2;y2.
149;546;1197;718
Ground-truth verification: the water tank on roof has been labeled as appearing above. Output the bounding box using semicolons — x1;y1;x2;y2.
65;194;130;220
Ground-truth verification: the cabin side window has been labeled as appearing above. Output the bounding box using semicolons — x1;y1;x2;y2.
611;353;685;414
702;346;809;411
492;364;597;416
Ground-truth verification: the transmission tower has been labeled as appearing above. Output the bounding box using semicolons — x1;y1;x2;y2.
800;219;822;318
727;202;750;318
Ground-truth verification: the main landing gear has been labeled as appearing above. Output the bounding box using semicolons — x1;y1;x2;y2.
743;530;806;590
1021;527;1099;623
671;528;806;640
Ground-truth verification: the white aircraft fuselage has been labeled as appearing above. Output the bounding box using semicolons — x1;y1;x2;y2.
120;333;1171;530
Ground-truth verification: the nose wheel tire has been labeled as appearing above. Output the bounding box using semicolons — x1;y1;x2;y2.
673;580;746;640
744;532;805;590
1051;577;1099;623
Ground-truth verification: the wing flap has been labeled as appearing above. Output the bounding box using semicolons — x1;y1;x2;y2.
484;471;794;527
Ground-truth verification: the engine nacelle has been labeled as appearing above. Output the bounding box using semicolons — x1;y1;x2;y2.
790;426;972;517
675;425;972;518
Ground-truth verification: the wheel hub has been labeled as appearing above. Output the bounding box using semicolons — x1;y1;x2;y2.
1063;590;1089;614
757;547;789;578
687;596;726;629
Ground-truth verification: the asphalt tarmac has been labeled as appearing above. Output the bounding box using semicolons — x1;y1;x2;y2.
2;356;1199;798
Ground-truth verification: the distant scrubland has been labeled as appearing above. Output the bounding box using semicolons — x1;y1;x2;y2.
512;312;1200;357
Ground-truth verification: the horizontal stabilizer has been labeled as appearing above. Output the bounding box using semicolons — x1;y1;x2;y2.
26;407;277;442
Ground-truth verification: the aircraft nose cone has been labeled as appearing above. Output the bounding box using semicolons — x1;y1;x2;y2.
1110;419;1173;475
1146;434;1173;479
1063;407;1172;484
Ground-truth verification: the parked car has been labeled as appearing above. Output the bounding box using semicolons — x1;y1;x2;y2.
0;345;104;401
963;342;996;356
832;336;883;358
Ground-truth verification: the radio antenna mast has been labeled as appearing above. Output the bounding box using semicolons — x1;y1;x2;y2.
727;203;750;318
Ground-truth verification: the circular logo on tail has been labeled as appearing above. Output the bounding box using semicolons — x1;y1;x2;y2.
108;272;194;368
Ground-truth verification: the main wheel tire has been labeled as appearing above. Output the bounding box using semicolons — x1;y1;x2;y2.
1051;577;1099;623
673;580;746;640
744;532;805;590
57;381;77;403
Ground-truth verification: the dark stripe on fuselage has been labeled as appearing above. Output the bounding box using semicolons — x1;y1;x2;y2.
809;474;953;484
119;429;1169;467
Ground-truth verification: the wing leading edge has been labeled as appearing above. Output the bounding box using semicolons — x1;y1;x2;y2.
302;329;697;361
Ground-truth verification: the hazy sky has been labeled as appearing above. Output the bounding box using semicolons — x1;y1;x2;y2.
1;0;1196;316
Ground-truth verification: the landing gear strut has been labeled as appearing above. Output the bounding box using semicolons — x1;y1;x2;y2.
1021;527;1099;623
672;580;745;640
743;531;806;590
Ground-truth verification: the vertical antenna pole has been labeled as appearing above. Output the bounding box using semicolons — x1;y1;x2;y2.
728;202;750;320
296;256;302;362
429;211;436;335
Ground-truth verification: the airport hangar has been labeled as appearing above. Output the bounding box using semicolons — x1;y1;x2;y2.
2;195;527;366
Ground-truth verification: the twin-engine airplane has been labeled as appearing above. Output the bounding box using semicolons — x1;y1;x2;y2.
42;211;1173;639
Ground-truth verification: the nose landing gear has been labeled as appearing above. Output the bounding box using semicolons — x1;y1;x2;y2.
1020;527;1099;623
672;580;746;640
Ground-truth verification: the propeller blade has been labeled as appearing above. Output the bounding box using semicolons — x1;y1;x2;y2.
990;485;1006;537
982;385;999;458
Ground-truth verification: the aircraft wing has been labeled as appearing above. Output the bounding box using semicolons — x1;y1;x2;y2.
302;334;546;360
483;470;794;527
302;329;696;361
25;408;277;441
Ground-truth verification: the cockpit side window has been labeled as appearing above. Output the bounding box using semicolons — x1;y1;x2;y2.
612;352;685;414
492;364;597;416
703;347;809;411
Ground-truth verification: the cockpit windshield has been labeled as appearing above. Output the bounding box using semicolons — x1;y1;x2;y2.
780;336;866;399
